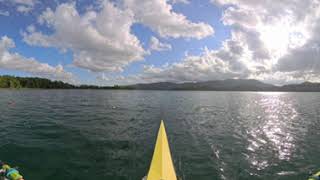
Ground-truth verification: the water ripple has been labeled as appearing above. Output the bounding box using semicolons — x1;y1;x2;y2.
0;90;320;180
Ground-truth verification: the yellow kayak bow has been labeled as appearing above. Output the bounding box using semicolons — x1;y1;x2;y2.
308;171;320;180
146;120;177;180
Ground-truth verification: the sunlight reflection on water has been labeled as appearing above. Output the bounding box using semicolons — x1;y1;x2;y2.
247;92;298;170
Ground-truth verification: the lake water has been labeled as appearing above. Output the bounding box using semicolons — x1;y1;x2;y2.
0;90;320;180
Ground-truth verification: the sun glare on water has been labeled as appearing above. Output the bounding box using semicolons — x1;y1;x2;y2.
246;93;298;171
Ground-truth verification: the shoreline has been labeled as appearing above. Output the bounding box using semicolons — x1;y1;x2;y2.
1;88;320;92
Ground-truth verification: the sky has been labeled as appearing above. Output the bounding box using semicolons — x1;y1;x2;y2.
0;0;320;85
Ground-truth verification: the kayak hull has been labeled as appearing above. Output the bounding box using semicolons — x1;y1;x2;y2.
146;120;177;180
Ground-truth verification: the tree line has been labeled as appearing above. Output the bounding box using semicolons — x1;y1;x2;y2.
0;75;132;89
0;75;75;89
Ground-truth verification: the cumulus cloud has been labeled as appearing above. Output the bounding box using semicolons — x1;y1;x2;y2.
208;0;320;83
123;0;214;39
99;0;320;85
149;36;172;51
277;44;320;72
2;0;37;14
11;0;37;6
15;0;320;84
23;2;146;72
170;0;190;4
101;45;250;85
16;5;33;13
140;48;248;82
0;10;9;16
0;36;74;83
23;0;214;73
275;6;320;75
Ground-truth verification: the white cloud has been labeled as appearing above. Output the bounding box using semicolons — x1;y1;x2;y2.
0;36;74;83
3;0;37;13
23;2;146;72
123;0;214;39
275;5;320;76
11;0;37;6
170;0;190;4
140;47;248;82
2;0;320;85
149;36;172;51
277;44;320;72
207;0;320;83
23;0;214;73
100;45;250;85
0;10;9;16
16;5;33;13
100;0;320;85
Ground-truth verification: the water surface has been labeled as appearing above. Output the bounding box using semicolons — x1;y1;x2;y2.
0;90;319;180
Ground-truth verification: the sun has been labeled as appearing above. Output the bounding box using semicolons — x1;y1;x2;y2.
260;25;290;55
259;19;309;63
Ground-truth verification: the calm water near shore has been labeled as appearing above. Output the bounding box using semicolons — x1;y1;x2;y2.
0;90;320;180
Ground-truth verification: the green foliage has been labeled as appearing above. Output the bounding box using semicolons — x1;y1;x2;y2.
0;76;21;88
0;75;127;89
0;75;75;89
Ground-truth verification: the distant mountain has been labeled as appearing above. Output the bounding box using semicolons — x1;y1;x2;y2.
124;79;320;91
126;82;180;90
126;79;277;91
2;75;320;91
280;81;320;92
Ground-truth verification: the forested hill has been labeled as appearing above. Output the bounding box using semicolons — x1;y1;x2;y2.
0;75;75;89
0;75;124;89
2;75;320;92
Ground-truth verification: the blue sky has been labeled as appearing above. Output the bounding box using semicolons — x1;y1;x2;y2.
0;0;320;85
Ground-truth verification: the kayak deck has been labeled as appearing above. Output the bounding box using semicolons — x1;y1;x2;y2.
146;120;177;180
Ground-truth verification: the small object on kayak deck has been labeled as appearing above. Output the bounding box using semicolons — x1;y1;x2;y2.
146;120;177;180
309;171;320;180
0;161;24;180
